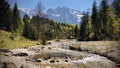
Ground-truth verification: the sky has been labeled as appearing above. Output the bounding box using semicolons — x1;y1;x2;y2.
7;0;102;12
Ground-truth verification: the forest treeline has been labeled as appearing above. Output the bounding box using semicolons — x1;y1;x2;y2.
78;0;120;41
0;0;76;43
0;0;120;43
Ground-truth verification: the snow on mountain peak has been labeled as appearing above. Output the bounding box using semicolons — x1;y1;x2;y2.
51;14;60;17
18;8;31;14
19;7;83;25
46;7;83;25
70;10;78;15
70;10;83;22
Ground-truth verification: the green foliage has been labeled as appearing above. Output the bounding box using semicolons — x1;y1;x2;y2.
1;0;120;46
23;14;38;40
0;30;38;49
0;0;22;34
112;0;120;18
116;0;120;6
41;35;47;45
74;25;79;39
0;0;12;31
78;0;120;41
11;3;22;34
91;1;100;40
99;0;109;39
106;7;117;40
78;11;92;41
31;15;75;40
23;14;30;37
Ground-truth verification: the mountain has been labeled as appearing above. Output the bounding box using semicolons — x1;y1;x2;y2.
46;7;83;25
18;8;35;18
19;7;83;25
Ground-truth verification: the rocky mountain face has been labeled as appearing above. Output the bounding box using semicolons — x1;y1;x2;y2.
19;7;83;25
46;7;83;25
18;8;35;18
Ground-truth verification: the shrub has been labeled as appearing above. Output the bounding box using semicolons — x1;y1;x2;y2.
41;36;47;45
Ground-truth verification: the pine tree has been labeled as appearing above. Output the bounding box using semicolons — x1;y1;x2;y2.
84;11;92;41
78;11;91;41
23;14;31;38
12;3;22;34
74;25;79;39
91;1;99;40
107;7;118;40
116;0;120;6
79;12;86;41
112;0;120;18
0;0;12;31
31;26;38;40
23;14;38;40
99;0;109;39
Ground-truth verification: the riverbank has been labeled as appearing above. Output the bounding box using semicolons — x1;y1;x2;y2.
0;40;119;68
69;41;120;67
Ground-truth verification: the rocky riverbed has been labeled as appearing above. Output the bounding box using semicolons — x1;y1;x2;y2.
0;40;119;68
